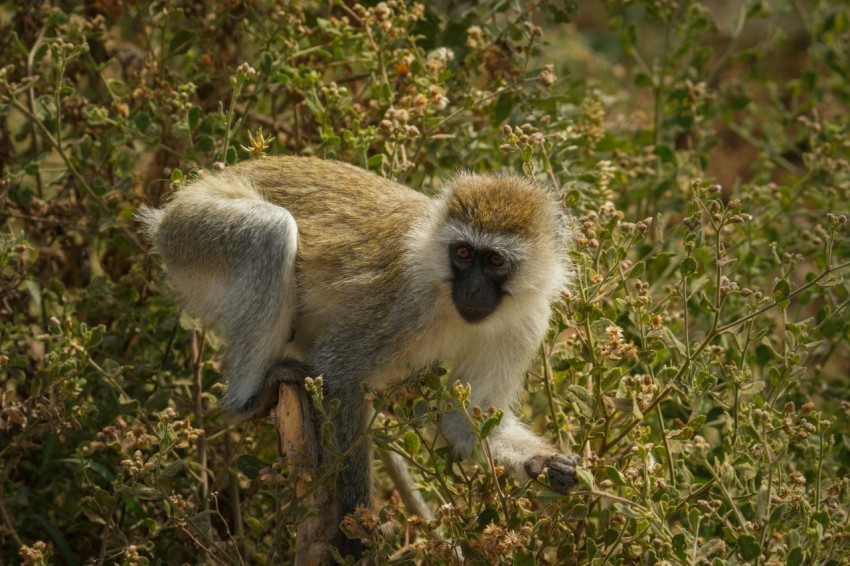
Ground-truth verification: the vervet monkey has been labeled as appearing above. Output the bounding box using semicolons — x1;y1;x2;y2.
140;156;580;557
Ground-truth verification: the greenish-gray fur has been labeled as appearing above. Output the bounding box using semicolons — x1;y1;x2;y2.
139;155;579;558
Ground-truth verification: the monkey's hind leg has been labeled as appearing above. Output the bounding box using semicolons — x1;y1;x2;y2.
139;178;299;419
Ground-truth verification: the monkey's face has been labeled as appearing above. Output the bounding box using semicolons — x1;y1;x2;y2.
449;242;511;323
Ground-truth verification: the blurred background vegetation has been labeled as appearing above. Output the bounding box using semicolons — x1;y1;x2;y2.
1;0;849;564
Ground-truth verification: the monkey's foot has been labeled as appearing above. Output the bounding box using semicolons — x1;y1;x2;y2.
525;453;581;494
248;359;318;420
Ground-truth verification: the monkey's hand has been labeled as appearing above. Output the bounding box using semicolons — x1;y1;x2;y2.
248;360;317;420
524;453;581;494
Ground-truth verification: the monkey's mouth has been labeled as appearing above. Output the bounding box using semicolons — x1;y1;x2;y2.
455;305;496;324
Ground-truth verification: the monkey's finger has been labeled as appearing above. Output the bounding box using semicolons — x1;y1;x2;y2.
561;454;581;468
525;453;581;494
545;459;578;493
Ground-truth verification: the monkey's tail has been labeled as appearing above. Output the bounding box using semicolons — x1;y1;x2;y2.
136;206;164;245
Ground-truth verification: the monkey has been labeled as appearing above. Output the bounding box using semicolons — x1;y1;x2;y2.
139;155;580;558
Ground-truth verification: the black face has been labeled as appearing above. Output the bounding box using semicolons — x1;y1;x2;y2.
449;242;511;323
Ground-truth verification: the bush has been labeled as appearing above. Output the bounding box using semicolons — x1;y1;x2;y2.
1;0;848;564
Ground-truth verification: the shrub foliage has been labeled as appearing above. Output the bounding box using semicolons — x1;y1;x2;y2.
1;1;849;564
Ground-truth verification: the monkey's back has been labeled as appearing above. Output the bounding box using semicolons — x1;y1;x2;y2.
222;156;431;330
237;156;425;268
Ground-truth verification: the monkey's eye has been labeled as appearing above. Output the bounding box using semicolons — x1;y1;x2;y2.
487;252;505;268
454;245;473;261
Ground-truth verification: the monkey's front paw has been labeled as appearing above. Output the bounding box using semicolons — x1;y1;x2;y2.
525;453;581;494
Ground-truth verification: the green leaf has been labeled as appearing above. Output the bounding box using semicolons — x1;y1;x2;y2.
547;3;577;23
754;485;771;518
424;371;442;390
563;502;588;521
768;366;782;387
786;547;803;566
601;367;623;392
130;486;162;501
687;414;706;429
32;514;79;566
628;261;646;279
34;43;49;65
575;467;594;488
260;51;273;75
672;533;687;561
322;420;337;442
196;134;215;152
605;466;626;487
688;507;702;530
737;534;761;561
773;279;791;302
566;385;595;417
59;459;114;482
660;327;687;357
86;324;105;347
669;426;693;440
638;349;656;363
412;399;429;419
168;29;195;57
236;455;266;480
402;430;420;457
188;106;201;130
477;506;500;528
656;366;679;382
610;397;634;413
699;292;718;313
634;71;653;88
367;153;385;170
9;31;28;56
225;145;237;165
655;144;675;163
681;257;697;278
24;161;41;175
739;380;765;396
479;411;503;439
812;510;830;528
613;502;644;520
161;459;184;478
755;344;777;366
492;92;516;125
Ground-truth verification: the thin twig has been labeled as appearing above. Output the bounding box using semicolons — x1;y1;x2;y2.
26;27;46;198
571;489;649;512
541;342;564;451
191;330;209;504
704;458;748;532
0;481;23;548
96;497;121;565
